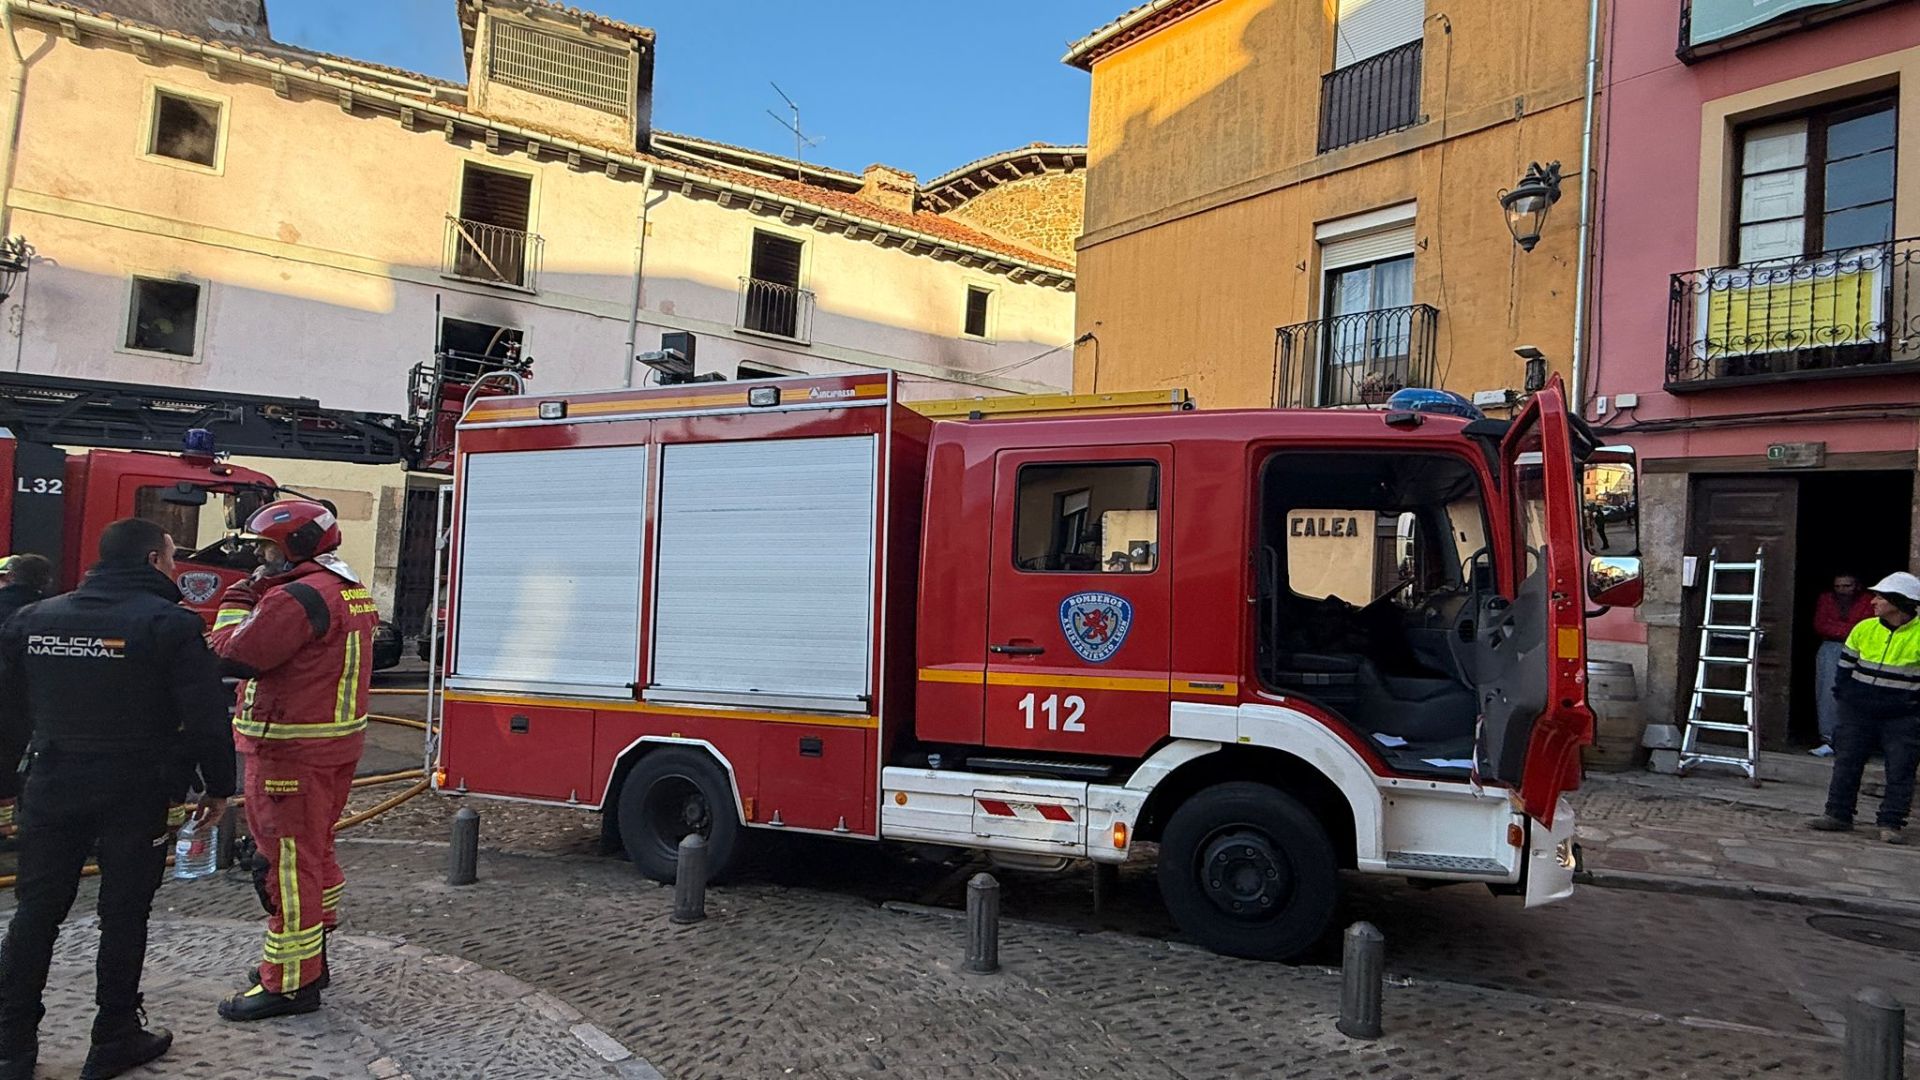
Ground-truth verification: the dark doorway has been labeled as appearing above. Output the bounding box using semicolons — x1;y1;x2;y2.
1788;470;1913;747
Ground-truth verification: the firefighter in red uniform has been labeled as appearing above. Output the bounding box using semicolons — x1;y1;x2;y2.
206;499;377;1021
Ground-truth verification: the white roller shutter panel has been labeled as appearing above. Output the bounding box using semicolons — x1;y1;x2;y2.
453;446;647;693
1334;0;1424;67
651;436;876;708
1320;224;1416;271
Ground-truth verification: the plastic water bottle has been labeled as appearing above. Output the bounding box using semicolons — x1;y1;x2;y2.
172;814;218;881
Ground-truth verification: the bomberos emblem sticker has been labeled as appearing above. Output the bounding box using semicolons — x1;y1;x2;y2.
177;571;221;606
1059;592;1133;664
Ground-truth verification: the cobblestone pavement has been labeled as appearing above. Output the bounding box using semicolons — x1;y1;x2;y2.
1570;769;1920;910
130;838;1900;1078
16;914;655;1078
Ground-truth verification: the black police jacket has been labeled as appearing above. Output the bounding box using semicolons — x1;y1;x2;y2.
0;562;236;800
0;583;43;626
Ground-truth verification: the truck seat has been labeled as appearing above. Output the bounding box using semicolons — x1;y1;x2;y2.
1273;652;1475;743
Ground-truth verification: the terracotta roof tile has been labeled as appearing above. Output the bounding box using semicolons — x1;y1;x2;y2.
1064;0;1214;69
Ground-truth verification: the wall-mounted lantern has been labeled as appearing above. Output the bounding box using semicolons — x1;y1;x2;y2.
1499;162;1563;253
0;237;33;304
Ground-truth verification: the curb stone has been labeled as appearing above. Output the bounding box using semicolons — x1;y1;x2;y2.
1577;867;1920;920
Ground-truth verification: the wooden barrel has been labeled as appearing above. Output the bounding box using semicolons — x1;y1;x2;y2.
1583;659;1645;772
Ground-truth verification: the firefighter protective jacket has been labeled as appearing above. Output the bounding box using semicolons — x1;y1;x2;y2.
0;562;236;799
1836;615;1920;720
209;555;378;766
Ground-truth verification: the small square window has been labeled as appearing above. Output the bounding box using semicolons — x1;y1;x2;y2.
149;91;221;168
965;286;992;338
1015;462;1159;573
126;277;201;357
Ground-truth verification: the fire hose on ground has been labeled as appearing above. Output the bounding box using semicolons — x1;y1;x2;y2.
0;691;441;890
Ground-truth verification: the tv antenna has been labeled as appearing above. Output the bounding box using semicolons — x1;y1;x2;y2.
766;81;822;170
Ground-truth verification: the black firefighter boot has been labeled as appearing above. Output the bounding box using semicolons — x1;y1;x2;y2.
218;982;322;1022
80;998;172;1080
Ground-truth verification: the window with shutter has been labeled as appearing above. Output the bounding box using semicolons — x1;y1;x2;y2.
1333;0;1425;68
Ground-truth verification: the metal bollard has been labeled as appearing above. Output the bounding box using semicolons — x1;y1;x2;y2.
965;872;1000;974
215;803;242;870
447;806;479;886
671;834;708;924
1845;988;1905;1080
1336;921;1385;1040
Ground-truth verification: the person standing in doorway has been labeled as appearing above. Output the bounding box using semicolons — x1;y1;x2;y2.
1810;573;1875;756
1808;572;1920;844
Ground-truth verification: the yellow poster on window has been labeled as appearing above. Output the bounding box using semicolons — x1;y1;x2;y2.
1699;254;1884;358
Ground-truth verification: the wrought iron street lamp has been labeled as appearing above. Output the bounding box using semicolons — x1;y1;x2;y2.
0;236;32;304
1499;162;1563;253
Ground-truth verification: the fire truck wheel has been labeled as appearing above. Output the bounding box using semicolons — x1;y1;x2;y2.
1156;782;1338;962
616;749;740;884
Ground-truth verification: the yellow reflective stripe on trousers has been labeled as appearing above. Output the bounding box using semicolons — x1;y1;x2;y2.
232;714;366;740
278;837;303;991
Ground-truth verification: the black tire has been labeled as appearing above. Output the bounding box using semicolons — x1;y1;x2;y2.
615;748;741;884
1156;782;1339;962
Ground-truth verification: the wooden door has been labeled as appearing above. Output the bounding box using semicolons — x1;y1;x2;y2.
1682;477;1799;747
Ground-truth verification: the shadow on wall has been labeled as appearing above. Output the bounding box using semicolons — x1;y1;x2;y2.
5;258;1072;415
1077;0;1588;405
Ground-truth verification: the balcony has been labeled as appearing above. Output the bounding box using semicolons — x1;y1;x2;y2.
736;277;815;344
1318;40;1422;154
443;215;543;291
1665;237;1920;391
1275;303;1438;408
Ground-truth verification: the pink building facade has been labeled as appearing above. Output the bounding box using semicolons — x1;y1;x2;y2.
1588;0;1920;750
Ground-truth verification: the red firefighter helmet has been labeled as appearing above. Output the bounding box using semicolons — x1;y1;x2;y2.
245;499;341;562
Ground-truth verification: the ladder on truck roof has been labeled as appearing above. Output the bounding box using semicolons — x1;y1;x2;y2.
0;372;410;465
1679;548;1765;785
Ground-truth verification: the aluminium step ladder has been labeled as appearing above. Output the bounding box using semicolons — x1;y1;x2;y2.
1679;548;1764;784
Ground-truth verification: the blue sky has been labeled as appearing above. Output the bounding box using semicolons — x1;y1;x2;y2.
267;1;1119;180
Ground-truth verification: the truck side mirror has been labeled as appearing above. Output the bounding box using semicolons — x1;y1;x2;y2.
160;482;208;507
227;488;267;530
1581;446;1639;558
1588;555;1643;609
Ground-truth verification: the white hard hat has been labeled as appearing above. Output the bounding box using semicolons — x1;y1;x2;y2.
1869;572;1920;604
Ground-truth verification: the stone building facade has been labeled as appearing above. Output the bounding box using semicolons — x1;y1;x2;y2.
922;146;1089;267
0;0;1080;633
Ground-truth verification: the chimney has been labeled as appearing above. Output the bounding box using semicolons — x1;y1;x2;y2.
858;164;918;215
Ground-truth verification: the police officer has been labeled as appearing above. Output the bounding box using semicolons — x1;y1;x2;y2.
0;519;234;1080
209;499;375;1021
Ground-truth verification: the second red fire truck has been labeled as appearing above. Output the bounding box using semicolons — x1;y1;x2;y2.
429;370;1641;960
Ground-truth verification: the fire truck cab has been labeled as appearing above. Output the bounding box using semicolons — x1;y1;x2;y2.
433;371;1637;960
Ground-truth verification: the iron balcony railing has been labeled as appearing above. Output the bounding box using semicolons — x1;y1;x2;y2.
1275;303;1438;408
1318;39;1422;154
443;215;543;291
736;277;815;343
1666;237;1920;390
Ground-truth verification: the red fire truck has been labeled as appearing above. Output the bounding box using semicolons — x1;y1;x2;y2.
429;370;1641;960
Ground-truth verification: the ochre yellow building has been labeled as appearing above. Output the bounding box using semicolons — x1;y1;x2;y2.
1066;0;1597;410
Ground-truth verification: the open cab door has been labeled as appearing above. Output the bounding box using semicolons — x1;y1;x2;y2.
1473;377;1593;829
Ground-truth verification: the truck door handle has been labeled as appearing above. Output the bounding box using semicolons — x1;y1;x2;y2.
990;643;1046;656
